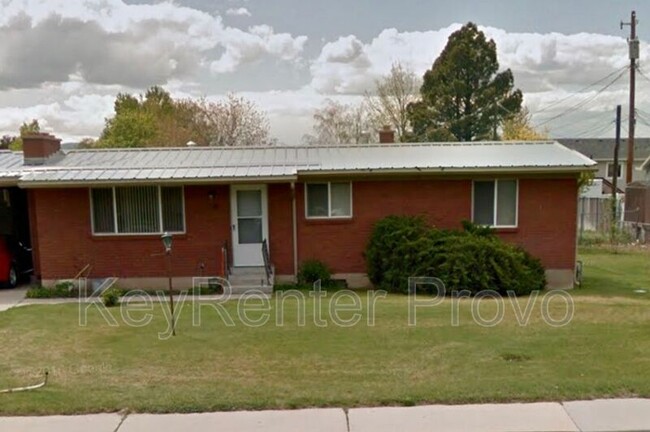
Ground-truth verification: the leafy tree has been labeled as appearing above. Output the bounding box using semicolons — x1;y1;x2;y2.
77;138;98;149
0;135;14;150
8;119;41;150
365;62;420;141
101;108;158;148
501;107;547;140
98;87;272;147
303;99;376;145
411;23;522;142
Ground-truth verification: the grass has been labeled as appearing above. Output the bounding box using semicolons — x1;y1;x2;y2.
0;246;649;415
576;245;650;298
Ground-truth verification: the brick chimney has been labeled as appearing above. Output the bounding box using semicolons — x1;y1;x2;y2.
22;133;62;165
379;125;395;144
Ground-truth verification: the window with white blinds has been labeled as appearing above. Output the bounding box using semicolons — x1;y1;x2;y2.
91;186;185;234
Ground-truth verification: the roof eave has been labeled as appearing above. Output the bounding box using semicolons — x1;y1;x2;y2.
0;178;20;187
296;165;598;176
17;175;298;189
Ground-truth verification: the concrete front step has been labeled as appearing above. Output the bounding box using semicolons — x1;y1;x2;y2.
228;285;273;295
229;275;269;286
230;266;267;276
228;267;273;294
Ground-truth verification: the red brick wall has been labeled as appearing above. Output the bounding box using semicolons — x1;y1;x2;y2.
30;185;231;279
496;178;577;270
296;179;472;274
28;177;578;281
268;184;294;275
295;177;578;274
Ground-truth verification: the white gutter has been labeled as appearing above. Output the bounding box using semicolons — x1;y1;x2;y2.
17;176;299;188
15;164;598;188
295;165;598;176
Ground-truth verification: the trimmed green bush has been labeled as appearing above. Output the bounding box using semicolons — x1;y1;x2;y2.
102;288;120;307
297;260;332;286
365;215;429;288
365;217;546;296
26;281;77;298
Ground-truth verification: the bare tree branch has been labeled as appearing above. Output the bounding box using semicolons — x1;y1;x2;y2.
304;99;376;145
365;62;421;141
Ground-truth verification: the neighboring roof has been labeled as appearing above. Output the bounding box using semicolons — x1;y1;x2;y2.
13;141;595;186
556;138;650;161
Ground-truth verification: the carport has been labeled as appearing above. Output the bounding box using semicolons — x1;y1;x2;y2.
0;151;34;286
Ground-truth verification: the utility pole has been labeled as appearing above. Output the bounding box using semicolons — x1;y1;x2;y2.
621;10;639;184
612;105;621;242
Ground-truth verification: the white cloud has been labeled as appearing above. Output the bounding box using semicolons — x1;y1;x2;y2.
308;24;650;138
210;25;307;73
2;4;649;144
309;24;642;95
226;7;251;17
0;92;115;140
0;0;307;88
310;25;459;94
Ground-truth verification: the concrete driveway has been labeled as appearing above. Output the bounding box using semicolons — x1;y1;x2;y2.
0;286;27;312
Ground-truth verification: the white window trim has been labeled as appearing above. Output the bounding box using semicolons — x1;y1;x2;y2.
305;182;353;219
90;185;186;236
471;179;518;229
606;162;623;179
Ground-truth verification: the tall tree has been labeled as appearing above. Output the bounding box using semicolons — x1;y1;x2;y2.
365;62;420;141
303;99;375;145
411;23;522;142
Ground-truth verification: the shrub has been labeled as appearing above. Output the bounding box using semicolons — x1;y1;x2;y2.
365;216;547;296
460;219;495;237
297;260;332;286
102;288;120;307
427;235;546;296
365;215;429;288
26;281;77;298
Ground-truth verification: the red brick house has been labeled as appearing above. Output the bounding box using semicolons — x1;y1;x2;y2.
1;132;595;291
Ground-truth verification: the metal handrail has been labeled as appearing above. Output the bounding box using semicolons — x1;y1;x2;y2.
221;240;231;280
261;239;272;286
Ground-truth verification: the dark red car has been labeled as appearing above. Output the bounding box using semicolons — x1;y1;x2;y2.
0;236;33;288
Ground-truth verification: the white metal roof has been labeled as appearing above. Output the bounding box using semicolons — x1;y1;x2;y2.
0;151;26;181
7;141;595;186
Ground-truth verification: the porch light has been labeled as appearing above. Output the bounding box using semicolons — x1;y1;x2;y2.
161;232;173;253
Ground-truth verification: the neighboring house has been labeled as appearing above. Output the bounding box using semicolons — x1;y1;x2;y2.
557;138;650;193
0;133;595;291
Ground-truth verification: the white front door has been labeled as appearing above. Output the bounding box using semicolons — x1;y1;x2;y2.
230;185;268;267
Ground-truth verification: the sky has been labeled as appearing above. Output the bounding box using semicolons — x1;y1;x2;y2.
1;0;650;144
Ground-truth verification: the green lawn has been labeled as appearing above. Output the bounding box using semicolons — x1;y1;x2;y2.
576;245;650;298
0;246;649;415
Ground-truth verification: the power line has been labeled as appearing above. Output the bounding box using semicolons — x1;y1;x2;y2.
571;120;616;138
533;65;629;115
634;109;650;127
636;65;650;84
534;68;628;128
549;109;614;134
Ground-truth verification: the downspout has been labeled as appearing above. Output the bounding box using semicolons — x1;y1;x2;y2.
291;182;298;282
